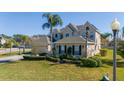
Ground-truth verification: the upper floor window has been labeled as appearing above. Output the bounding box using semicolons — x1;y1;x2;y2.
55;34;58;38
82;32;86;38
66;33;69;37
90;32;94;40
60;34;63;39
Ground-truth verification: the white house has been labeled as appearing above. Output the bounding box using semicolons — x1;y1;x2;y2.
0;36;6;45
31;21;101;57
52;21;101;57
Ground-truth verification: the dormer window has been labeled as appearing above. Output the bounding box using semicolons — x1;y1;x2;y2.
55;34;58;38
66;33;69;37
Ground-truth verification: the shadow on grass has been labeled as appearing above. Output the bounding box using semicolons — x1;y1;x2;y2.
117;51;124;59
102;59;124;68
20;59;61;66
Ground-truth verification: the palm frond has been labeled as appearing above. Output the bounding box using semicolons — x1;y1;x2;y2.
52;14;63;26
42;13;51;19
42;23;50;30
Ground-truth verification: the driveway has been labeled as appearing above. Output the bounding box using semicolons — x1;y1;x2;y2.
0;55;23;62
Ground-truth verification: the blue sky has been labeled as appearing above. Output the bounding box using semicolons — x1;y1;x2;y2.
0;12;124;36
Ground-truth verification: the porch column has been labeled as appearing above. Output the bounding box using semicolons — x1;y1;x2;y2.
79;45;81;55
64;45;67;54
59;45;61;54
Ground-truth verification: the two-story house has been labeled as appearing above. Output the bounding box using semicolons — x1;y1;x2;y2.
52;21;101;57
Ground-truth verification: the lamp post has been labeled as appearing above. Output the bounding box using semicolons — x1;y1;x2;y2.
85;26;89;58
111;18;120;81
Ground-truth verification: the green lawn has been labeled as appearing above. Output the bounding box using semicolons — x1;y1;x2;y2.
0;48;123;81
99;48;123;61
0;60;123;80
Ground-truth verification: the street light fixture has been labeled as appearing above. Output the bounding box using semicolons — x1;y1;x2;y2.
86;26;89;58
111;18;120;81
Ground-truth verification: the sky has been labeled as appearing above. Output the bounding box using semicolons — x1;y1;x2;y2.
0;12;124;36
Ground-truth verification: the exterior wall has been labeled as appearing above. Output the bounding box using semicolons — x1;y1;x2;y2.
32;46;50;54
61;30;72;38
87;44;95;57
31;36;51;54
55;43;93;57
79;23;96;42
52;22;101;57
94;32;101;54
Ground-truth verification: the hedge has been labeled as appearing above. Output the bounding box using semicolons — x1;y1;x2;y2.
80;58;98;67
100;49;107;56
46;56;60;62
23;55;46;60
90;57;102;67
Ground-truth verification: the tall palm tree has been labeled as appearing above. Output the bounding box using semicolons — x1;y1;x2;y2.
42;13;63;49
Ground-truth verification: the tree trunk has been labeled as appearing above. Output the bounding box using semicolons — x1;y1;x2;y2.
10;47;11;55
23;42;25;53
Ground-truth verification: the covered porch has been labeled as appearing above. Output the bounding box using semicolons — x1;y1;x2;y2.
54;36;95;57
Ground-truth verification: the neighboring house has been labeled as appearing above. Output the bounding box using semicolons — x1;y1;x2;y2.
52;21;101;57
31;35;51;54
101;35;113;48
0;36;6;46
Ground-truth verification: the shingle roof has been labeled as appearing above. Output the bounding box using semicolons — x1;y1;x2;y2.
31;35;51;46
52;21;101;35
84;21;101;34
54;36;94;44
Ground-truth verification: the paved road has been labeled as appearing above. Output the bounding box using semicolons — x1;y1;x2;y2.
0;48;31;54
0;48;20;54
0;55;23;62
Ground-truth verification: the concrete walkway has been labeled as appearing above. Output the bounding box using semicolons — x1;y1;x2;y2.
0;55;23;62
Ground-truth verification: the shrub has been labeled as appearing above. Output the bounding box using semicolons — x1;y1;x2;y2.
39;53;48;56
100;49;107;56
120;49;124;55
59;54;67;60
67;56;76;60
63;59;72;63
63;59;81;64
95;54;101;57
46;56;60;62
80;58;98;67
90;57;102;67
23;55;46;60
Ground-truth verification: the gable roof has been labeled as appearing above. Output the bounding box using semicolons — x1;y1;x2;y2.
52;21;101;35
84;21;101;34
54;36;94;44
68;23;78;32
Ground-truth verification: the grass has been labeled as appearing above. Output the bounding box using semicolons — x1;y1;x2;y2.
0;48;123;80
99;48;123;61
0;60;123;80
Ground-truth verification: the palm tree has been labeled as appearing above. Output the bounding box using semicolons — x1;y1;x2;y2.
42;13;63;50
21;35;30;53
